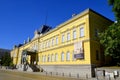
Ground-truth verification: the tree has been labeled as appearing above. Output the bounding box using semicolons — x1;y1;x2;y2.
99;0;120;66
108;0;120;22
1;52;13;66
99;23;120;65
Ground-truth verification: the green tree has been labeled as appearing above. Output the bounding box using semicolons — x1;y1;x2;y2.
1;52;13;66
108;0;120;22
99;23;120;65
99;0;120;65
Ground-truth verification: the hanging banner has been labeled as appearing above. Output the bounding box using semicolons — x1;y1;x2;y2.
74;41;84;59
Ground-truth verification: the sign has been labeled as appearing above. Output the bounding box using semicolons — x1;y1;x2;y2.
74;53;84;59
74;41;84;59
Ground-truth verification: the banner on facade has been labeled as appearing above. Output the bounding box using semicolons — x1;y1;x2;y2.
74;41;84;59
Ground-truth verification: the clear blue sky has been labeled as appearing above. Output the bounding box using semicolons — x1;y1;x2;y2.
0;0;115;50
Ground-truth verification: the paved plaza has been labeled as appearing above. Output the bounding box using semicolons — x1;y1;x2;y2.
0;69;83;80
0;68;120;80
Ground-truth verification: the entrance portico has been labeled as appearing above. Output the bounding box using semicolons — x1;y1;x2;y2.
21;50;38;65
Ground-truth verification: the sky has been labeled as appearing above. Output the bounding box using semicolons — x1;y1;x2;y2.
0;0;115;50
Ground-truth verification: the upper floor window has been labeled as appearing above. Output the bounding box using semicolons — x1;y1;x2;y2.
67;33;70;41
80;27;84;37
73;30;76;39
95;28;99;37
42;43;44;49
46;42;48;48
52;39;54;46
66;51;70;61
56;37;58;45
48;40;50;47
62;35;65;43
61;52;64;61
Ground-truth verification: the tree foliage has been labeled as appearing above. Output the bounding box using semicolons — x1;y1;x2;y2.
99;0;120;65
108;0;120;22
1;52;13;66
99;23;120;61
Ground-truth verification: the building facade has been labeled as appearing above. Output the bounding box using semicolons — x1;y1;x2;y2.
11;9;113;77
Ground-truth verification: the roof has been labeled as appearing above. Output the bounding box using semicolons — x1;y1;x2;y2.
38;25;52;34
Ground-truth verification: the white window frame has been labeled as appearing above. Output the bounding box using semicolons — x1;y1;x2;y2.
67;33;70;41
80;27;84;37
56;37;58;45
48;54;50;62
61;52;64;61
52;39;54;46
62;35;65;43
73;30;76;39
66;51;70;61
48;40;50;47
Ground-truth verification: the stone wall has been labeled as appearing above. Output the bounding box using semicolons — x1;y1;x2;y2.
40;64;95;78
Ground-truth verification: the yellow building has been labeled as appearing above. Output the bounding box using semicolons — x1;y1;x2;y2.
11;9;113;77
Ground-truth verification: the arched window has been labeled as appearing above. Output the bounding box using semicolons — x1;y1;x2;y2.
66;51;70;61
48;54;51;62
61;52;64;61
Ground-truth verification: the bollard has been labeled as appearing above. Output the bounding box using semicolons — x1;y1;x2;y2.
86;74;88;79
62;73;64;76
69;73;71;77
56;72;58;75
77;73;79;78
50;72;52;76
108;75;111;80
46;72;47;75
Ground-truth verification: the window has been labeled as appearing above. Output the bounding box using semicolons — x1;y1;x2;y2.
61;52;64;61
67;33;70;41
42;43;44;49
62;35;65;42
66;51;70;61
55;53;58;61
95;28;99;37
80;27;84;37
48;54;51;62
48;40;50;47
56;37;58;45
73;30;76;39
52;39;54;46
96;50;99;60
51;54;54;62
42;56;44;62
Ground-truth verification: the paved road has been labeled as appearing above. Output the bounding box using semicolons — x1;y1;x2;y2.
0;70;82;80
0;70;38;80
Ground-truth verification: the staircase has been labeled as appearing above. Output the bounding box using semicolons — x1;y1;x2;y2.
29;64;40;72
17;64;40;72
